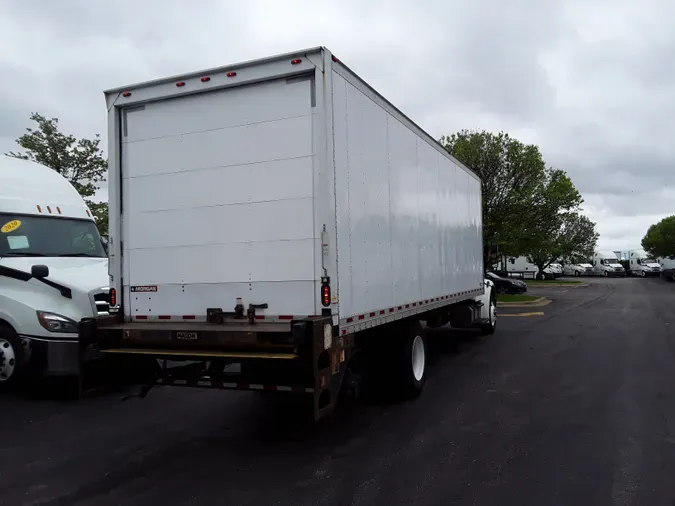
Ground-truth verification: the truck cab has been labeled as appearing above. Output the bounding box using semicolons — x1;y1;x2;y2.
659;257;675;282
563;263;593;277
0;158;110;385
628;249;662;277
592;251;626;277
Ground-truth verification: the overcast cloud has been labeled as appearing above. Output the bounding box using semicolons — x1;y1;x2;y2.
1;0;673;251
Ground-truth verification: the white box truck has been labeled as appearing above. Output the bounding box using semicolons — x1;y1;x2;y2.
0;157;110;386
81;47;496;420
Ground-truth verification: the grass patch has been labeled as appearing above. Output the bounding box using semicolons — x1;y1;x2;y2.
497;294;539;303
525;279;583;285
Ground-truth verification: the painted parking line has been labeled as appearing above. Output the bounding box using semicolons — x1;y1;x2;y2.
499;311;545;317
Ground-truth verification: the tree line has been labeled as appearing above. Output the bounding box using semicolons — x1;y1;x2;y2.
5;115;599;271
642;216;675;260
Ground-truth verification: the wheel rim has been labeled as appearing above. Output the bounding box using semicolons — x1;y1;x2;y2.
641;270;645;277
490;299;497;327
411;335;425;382
0;338;16;382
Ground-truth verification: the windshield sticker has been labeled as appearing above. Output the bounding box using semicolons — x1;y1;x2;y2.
1;220;21;233
7;236;29;250
131;285;158;292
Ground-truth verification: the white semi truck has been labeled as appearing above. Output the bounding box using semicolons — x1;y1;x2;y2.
563;262;594;276
628;249;662;277
659;257;675;281
0;157;110;386
80;47;497;420
592;251;626;277
505;256;556;279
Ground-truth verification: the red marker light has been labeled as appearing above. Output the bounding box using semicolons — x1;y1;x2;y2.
200;76;211;82
331;55;338;62
110;288;117;307
321;283;331;307
291;59;302;65
176;81;186;87
122;91;132;97
226;71;237;78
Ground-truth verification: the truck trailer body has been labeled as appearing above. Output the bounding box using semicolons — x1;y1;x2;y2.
82;47;496;419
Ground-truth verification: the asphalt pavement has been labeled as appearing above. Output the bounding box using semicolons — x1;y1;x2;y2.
2;277;675;506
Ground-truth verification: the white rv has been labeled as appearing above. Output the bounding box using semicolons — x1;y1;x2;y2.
659;257;675;281
0;157;110;386
506;256;555;279
592;251;626;277
628;249;662;277
563;262;594;276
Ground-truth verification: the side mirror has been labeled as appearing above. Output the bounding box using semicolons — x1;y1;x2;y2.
31;264;50;279
101;237;109;256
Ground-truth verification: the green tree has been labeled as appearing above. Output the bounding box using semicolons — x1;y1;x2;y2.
642;215;675;259
5;113;108;237
440;130;548;267
519;169;597;278
527;212;599;278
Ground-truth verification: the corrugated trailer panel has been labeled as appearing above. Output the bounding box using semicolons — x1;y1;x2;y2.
331;69;483;322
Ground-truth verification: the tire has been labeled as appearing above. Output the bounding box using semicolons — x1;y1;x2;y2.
393;321;427;400
574;271;580;277
0;324;24;387
603;271;608;277
481;289;497;335
640;270;646;278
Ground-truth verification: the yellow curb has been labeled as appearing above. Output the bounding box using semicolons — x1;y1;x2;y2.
497;297;552;308
500;311;545;317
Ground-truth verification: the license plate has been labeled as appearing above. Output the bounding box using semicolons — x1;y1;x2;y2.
175;331;199;341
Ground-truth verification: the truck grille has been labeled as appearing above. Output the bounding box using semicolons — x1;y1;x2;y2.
585;267;593;272
614;267;623;272
94;290;111;315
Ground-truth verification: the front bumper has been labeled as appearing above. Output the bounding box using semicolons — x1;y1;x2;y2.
19;335;101;377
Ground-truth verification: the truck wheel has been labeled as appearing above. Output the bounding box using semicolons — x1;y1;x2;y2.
394;321;427;400
574;271;580;277
0;324;23;387
480;289;497;335
640;270;646;278
603;271;608;277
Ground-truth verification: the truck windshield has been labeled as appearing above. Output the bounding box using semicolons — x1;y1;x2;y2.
0;213;106;258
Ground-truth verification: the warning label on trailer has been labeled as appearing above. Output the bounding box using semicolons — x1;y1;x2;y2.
131;285;158;292
1;220;21;233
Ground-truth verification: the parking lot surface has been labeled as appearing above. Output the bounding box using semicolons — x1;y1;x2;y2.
1;277;675;506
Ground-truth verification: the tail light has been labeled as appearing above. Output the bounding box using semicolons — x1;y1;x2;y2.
110;288;117;307
321;277;331;307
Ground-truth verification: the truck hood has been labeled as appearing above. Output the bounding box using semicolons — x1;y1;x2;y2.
646;263;661;269
0;257;108;293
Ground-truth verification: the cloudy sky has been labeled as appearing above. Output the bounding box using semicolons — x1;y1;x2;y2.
1;0;673;251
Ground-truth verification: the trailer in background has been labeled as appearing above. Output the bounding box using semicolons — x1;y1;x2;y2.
80;47;496;421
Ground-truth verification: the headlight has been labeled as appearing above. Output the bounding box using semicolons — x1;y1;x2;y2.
36;311;79;334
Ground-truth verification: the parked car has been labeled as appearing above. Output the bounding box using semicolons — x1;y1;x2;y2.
486;271;527;294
